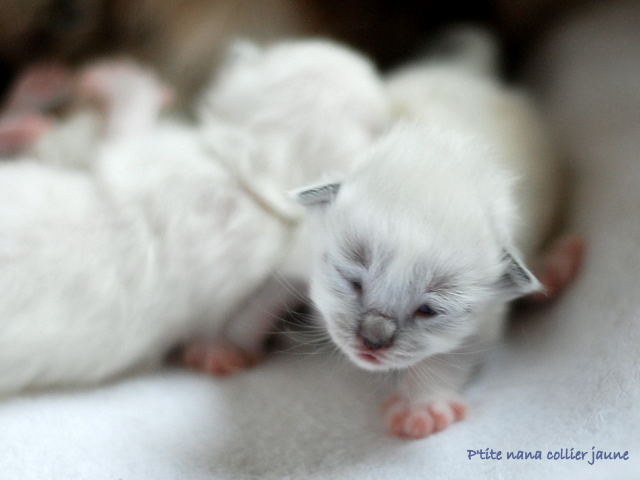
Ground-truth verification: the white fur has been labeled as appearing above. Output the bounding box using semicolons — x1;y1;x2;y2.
298;29;560;428
0;40;389;395
201;40;389;190
386;51;559;256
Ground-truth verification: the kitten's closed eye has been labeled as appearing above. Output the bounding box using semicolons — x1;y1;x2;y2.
415;304;438;317
334;265;364;294
350;279;363;294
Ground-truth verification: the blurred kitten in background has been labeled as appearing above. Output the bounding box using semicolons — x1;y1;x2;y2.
0;39;389;395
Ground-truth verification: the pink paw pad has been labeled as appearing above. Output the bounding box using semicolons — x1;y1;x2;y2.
182;342;258;377
383;395;467;439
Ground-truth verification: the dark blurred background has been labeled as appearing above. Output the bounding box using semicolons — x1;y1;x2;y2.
0;0;595;100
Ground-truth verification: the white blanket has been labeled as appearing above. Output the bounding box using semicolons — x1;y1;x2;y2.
1;2;638;478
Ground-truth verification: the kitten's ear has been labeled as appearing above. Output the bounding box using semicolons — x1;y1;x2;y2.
292;183;341;208
497;250;541;301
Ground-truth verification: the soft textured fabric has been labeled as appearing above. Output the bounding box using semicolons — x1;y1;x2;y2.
0;1;638;478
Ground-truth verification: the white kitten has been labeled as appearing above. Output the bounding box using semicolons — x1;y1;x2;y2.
296;28;559;439
0;40;389;394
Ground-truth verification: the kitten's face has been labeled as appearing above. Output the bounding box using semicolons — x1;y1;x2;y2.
300;182;538;372
310;220;494;371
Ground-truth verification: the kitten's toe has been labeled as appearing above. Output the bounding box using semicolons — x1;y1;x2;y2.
383;394;467;439
182;342;259;376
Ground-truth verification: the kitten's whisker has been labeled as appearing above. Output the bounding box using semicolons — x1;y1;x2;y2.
271;271;311;306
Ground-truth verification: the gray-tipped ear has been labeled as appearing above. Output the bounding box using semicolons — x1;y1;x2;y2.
498;251;541;301
293;183;341;207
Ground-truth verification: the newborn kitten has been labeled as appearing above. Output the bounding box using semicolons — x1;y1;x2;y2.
0;40;388;394
296;28;561;439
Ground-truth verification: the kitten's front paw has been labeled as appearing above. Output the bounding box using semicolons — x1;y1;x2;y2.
382;394;467;439
182;342;259;376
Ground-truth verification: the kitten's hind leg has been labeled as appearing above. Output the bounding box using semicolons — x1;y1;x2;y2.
524;233;585;305
182;276;308;376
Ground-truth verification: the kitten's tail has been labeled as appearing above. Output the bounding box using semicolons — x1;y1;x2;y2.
424;24;501;78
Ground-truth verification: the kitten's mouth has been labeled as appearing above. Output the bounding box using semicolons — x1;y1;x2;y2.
350;347;394;370
357;351;382;364
352;341;390;367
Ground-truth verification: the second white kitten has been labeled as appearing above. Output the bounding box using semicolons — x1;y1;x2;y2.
0;40;389;394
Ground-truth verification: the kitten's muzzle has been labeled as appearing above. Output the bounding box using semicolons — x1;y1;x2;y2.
356;313;397;350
